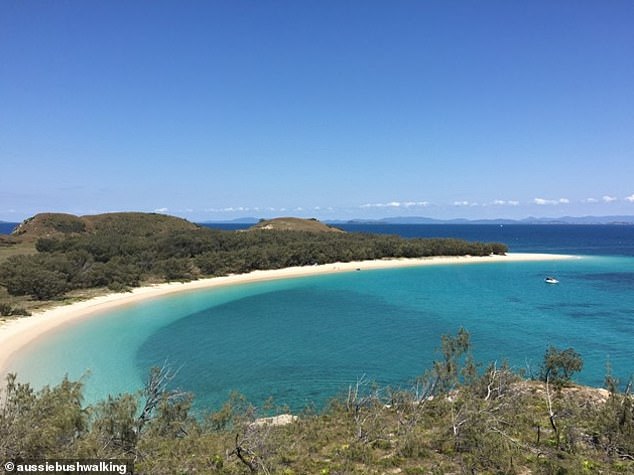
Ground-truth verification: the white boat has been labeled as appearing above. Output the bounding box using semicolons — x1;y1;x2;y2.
544;276;559;284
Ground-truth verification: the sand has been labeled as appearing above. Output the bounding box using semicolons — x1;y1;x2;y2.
0;253;575;375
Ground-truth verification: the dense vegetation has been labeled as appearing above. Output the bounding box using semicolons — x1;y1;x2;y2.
0;213;507;309
1;331;632;474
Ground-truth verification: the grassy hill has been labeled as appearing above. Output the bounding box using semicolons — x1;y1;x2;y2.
11;212;199;240
248;217;344;233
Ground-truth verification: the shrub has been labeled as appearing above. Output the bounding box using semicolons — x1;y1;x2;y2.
0;304;31;317
539;346;583;387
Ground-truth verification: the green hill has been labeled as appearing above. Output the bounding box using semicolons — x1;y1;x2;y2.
248;217;344;233
0;211;506;312
11;212;200;240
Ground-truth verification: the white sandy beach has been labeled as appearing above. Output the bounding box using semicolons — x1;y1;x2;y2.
0;252;575;375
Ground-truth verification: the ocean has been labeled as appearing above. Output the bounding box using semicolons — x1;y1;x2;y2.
0;223;18;234
4;224;634;411
206;222;634;257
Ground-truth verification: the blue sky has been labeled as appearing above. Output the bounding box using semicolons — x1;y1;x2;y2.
2;1;633;221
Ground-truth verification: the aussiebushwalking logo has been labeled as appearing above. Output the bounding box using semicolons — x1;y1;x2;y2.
2;460;132;474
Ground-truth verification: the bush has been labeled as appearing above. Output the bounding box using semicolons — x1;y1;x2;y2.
0;257;68;300
539;346;583;387
153;258;194;281
0;303;31;317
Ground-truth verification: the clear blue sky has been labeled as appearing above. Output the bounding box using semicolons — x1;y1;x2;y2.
2;1;633;221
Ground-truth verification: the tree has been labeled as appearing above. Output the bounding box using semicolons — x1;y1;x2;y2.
0;254;73;299
0;374;86;459
432;327;474;394
539;346;583;387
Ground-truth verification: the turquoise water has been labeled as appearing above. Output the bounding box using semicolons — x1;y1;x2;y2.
8;255;634;411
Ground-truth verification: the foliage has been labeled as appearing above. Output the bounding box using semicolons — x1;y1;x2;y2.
0;255;69;300
430;326;476;394
2;334;632;474
540;346;584;388
0;215;508;301
0;303;30;316
0;373;86;458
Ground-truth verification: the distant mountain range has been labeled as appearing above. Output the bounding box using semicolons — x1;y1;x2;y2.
201;217;261;224
203;215;634;225
326;216;634;225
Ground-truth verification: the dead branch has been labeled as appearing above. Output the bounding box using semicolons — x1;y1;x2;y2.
545;373;559;445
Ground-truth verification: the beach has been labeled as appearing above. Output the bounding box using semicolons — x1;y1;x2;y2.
0;252;574;376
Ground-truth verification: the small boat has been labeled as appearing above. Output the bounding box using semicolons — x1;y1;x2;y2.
544;276;559;284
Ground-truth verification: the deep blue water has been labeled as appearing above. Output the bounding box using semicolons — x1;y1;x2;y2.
0;223;18;234
4;221;634;256
7;223;634;412
204;223;634;257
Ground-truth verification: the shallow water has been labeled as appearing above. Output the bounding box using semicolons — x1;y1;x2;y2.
9;254;634;411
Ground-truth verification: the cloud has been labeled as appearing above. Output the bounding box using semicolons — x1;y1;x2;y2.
360;202;393;208
154;207;169;213
205;206;255;212
583;198;598;203
626;194;634;203
404;201;430;208
492;200;520;206
360;201;430;209
602;195;617;203
453;201;479;207
533;197;569;205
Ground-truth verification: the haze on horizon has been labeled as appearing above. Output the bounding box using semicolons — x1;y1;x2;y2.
2;1;633;222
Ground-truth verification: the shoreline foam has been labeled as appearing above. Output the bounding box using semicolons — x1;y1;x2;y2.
0;253;575;376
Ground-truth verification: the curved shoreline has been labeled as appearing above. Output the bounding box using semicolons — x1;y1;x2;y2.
0;252;575;376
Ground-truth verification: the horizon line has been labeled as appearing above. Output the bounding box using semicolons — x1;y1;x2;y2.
3;212;634;226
